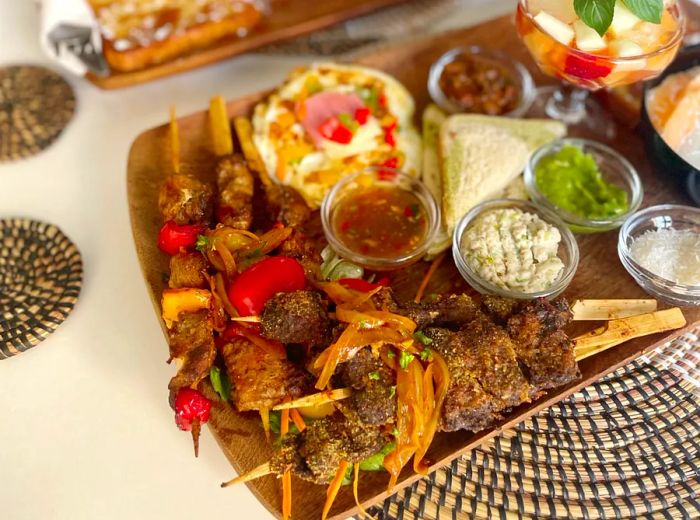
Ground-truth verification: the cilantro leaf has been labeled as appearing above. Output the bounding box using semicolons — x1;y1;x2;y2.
209;366;231;402
575;0;615;36
420;348;433;362
413;331;433;346
399;350;414;370
195;235;210;252
368;371;380;381
622;0;663;24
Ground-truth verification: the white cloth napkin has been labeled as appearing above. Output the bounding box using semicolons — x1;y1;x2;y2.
39;0;107;76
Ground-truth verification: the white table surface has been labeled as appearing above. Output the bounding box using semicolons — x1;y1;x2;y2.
0;1;513;519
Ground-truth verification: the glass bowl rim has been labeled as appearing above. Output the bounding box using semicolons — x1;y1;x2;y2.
320;167;441;268
451;198;580;299
617;203;700;293
427;45;536;118
524;137;644;229
517;0;686;62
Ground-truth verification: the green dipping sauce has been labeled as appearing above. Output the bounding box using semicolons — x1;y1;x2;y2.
535;145;629;219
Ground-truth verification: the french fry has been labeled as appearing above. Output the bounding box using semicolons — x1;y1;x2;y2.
571;299;658;321
234;116;269;185
209;95;233;157
574;308;686;361
169;105;180;174
272;388;352;410
221;462;272;488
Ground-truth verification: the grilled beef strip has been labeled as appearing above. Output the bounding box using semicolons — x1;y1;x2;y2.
167;310;216;406
168;252;208;289
215;155;254;230
158;174;214;225
221;337;312;412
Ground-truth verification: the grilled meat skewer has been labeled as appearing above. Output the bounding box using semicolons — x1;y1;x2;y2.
159;174;214;225
215;154;254;230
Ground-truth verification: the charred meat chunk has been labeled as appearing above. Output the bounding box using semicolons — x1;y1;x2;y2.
506;299;579;391
260;291;330;346
167;310;216;406
265;184;311;229
159;174;214;225
269;412;388;484
401;294;478;329
424;327;504;432
278;228;322;280
168;252;208;288
337;347;396;425
222;337;311;412
215;155;254;230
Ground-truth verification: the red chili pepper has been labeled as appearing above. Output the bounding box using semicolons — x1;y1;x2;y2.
564;54;613;81
378;93;388;108
228;256;306;316
383;120;397;147
318;116;353;144
174;387;211;431
338;277;390;292
354;107;371;125
157;221;204;256
378;168;398;181
382;157;399;169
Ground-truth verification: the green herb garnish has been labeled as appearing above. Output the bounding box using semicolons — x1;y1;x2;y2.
575;0;662;36
413;331;433;346
387;349;396;359
209;366;231;402
389;385;396;399
420;348;433;362
195;234;211;252
368;371;380;381
399;351;415;370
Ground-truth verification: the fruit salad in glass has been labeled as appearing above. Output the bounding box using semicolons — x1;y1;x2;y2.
516;0;685;138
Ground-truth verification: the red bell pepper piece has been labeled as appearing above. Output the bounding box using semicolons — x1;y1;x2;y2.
174;387;211;431
564;54;613;81
337;277;390;292
381;157;399;169
157;221;204;256
383;120;398;147
227;256;306;316
318;116;353;144
354;106;371;125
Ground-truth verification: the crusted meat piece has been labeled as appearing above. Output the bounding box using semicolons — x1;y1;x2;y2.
215;155;254;230
222;337;311;412
337;347;396;425
265;183;311;228
269;412;388;484
278;228;322;279
480;295;519;322
260;291;330;346
401;294;478;329
167;310;216;406
424;327;504;432
168;252;208;288
506;299;579;391
158;174;214;225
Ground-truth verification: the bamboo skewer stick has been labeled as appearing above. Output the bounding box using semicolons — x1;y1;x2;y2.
221;462;272;487
272;388;352;410
571;299;658;321
230;315;262;323
573;308;686;361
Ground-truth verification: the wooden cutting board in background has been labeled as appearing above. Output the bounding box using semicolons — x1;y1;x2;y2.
87;0;410;89
127;13;700;520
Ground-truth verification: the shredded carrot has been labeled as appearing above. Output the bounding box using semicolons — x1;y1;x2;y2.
282;470;292;520
414;253;446;303
259;407;271;443
290;409;306;432
169;105;180;174
322;460;349;520
281;408;290;437
352;463;371;520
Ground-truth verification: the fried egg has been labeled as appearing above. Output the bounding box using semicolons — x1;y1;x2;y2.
252;62;422;208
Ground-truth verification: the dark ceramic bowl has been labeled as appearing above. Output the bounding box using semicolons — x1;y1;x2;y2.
641;44;700;206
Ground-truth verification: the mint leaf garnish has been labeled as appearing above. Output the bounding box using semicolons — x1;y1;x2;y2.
575;0;616;36
622;0;663;24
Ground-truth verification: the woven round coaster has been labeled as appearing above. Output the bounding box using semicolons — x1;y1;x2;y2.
0;219;82;359
0;65;76;163
374;330;700;520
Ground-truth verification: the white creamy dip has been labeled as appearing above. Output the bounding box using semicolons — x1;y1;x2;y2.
460;208;565;293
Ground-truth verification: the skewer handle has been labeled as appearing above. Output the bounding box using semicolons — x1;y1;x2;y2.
221;462;272;487
571;299;658;321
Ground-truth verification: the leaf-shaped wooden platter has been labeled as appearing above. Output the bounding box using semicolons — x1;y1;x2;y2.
127;14;700;519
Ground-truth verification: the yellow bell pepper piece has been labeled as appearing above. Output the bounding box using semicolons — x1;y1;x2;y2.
161;288;211;328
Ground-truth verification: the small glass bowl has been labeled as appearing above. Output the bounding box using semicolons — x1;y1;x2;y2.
428;45;536;117
452;199;579;300
320;167;440;271
618;204;700;306
524;138;644;233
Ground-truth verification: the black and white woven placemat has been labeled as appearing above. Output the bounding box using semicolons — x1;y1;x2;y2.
372;329;700;519
0;218;82;359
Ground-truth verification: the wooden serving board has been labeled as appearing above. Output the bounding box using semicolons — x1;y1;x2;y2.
127;13;700;520
87;0;409;89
